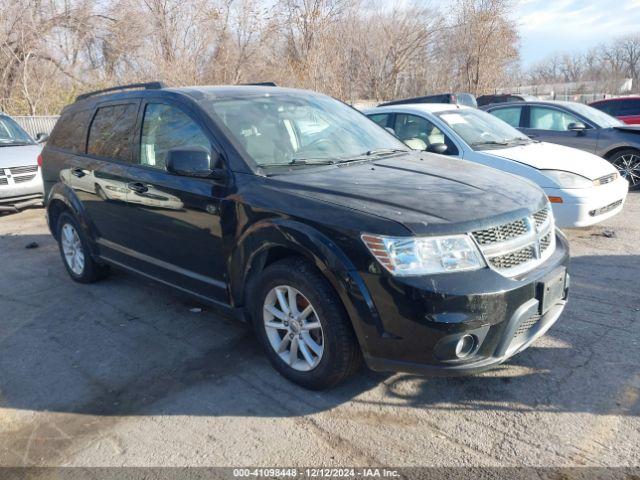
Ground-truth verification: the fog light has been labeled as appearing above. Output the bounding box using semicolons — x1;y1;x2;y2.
455;334;476;358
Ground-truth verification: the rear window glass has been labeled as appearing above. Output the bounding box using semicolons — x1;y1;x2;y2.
48;109;93;153
87;103;138;161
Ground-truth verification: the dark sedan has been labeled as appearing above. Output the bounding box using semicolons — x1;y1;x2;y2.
482;100;640;189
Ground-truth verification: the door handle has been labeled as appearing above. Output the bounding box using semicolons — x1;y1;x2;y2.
71;168;86;178
127;182;149;194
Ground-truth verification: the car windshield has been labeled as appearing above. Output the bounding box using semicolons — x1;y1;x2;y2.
566;103;623;128
436;108;530;149
204;93;408;169
0;116;34;145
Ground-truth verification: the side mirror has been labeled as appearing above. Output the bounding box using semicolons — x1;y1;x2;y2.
35;132;49;144
568;122;587;134
166;147;225;179
427;143;448;154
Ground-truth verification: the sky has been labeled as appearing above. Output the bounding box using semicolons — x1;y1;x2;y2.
514;0;640;68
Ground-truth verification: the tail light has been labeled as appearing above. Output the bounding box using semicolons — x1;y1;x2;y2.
37;154;43;168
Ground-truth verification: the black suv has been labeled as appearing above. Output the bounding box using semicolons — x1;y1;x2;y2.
42;82;570;389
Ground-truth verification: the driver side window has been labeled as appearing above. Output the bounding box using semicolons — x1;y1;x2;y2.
140;103;210;169
529;107;581;131
393;114;457;155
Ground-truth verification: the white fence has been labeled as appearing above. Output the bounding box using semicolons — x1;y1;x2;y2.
12;116;59;138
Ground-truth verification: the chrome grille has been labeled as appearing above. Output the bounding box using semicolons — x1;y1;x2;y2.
595;173;617;186
533;208;548;228
489;246;535;270
472;219;527;245
472;205;555;277
13;174;36;183
540;232;552;252
10;165;38;175
513;314;541;338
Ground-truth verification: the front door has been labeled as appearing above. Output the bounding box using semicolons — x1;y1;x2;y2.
521;105;599;153
98;100;229;303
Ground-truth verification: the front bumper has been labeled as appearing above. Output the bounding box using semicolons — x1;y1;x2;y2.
354;231;570;376
545;177;628;228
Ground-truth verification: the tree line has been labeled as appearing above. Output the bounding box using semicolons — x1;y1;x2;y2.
522;34;640;94
1;0;521;115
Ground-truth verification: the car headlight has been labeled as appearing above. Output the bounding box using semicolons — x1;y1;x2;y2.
361;234;485;276
542;170;592;188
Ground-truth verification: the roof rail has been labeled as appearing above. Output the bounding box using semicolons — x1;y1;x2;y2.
241;82;277;87
75;81;166;102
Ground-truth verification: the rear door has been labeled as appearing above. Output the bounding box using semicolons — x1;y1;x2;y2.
60;100;141;249
98;99;229;302
521;105;599;153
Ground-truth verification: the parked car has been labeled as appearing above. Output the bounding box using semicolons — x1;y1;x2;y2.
380;92;477;108
589;97;640;125
482;100;640;189
0;113;48;212
477;93;538;107
42;82;569;389
365;104;628;228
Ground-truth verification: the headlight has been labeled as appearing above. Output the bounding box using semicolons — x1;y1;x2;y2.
542;170;592;188
361;234;485;276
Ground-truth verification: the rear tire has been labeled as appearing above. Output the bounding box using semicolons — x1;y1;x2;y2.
608;148;640;190
251;258;361;390
56;212;110;283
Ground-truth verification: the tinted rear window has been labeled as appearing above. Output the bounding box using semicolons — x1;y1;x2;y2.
87;103;139;161
618;99;640;116
48;109;93;153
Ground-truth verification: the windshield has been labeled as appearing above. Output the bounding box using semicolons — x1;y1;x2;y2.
0;116;34;145
436;108;530;149
204;93;408;168
566;103;623;128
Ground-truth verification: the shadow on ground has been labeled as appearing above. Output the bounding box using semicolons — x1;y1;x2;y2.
0;230;638;420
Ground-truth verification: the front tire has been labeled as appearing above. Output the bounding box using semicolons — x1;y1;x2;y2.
251;258;361;389
56;212;110;283
609;149;640;190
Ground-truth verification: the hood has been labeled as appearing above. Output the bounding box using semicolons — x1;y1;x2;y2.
613;125;640;134
269;152;546;235
484;141;616;180
0;144;41;169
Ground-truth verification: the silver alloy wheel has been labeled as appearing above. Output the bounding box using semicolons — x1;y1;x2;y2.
61;223;85;275
612;153;640;187
263;285;324;371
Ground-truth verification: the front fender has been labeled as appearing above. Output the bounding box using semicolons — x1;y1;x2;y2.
228;219;386;355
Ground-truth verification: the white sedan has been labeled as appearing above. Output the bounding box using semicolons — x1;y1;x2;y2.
364;104;629;228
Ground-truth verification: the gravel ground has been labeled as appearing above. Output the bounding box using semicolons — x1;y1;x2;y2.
0;193;638;468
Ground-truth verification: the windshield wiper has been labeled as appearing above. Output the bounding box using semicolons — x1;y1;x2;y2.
336;148;408;164
365;148;407;156
471;140;509;147
0;141;31;147
288;158;337;166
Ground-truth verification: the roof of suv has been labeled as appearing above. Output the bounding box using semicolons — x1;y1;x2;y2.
70;84;321;111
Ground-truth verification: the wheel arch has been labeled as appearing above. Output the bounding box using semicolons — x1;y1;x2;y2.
604;145;640;160
228;219;384;355
46;183;97;253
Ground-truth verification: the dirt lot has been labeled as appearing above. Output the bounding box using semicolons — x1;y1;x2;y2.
0;194;639;468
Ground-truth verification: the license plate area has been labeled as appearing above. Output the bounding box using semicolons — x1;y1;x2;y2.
537;267;567;314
